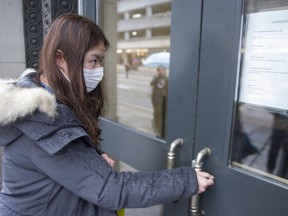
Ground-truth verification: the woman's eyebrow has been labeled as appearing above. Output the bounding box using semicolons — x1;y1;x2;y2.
91;54;104;59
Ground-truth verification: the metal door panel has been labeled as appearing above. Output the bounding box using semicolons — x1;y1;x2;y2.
195;0;288;215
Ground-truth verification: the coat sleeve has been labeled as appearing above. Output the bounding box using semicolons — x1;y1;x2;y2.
30;138;198;210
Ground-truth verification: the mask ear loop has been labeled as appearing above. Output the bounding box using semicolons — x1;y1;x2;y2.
58;67;71;83
56;49;70;83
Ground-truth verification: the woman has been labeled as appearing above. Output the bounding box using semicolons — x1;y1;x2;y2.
0;14;214;215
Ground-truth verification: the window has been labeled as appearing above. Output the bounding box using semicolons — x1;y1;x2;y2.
231;0;288;185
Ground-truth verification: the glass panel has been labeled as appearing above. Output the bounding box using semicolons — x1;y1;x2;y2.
101;2;170;214
231;0;288;185
103;0;171;139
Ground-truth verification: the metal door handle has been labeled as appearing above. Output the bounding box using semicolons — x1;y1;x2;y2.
167;138;183;169
190;148;211;216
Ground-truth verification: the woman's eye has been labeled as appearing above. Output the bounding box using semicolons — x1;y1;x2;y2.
90;57;104;66
92;59;97;65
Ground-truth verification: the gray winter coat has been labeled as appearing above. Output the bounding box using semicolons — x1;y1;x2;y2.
0;69;198;216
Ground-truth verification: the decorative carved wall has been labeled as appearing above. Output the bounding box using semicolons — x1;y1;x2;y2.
23;0;77;68
23;0;43;69
52;0;77;19
42;0;52;36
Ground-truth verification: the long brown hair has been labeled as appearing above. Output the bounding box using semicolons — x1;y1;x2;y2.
38;13;110;149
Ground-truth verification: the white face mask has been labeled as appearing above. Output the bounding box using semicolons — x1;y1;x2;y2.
83;67;104;92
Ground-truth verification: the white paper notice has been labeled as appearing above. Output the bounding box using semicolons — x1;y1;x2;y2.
239;10;288;110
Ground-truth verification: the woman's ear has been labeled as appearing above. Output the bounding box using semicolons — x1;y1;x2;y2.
55;49;66;68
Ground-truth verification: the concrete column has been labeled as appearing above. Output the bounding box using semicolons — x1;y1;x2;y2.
146;29;152;38
124;31;130;40
146;6;152;16
146;6;152;38
102;0;118;121
124;11;130;19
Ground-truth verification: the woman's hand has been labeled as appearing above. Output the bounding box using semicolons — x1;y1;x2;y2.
101;153;115;167
196;171;214;193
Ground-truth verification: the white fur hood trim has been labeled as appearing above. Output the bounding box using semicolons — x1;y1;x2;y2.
0;69;57;126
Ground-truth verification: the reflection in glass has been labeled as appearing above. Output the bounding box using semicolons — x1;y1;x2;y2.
150;66;168;137
103;0;171;139
101;2;170;214
231;0;288;184
232;106;288;181
267;114;288;177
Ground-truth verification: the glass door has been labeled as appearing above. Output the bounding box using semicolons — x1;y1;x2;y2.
97;0;203;215
194;0;288;215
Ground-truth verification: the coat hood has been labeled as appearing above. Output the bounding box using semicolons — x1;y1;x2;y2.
0;69;57;126
0;69;92;154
